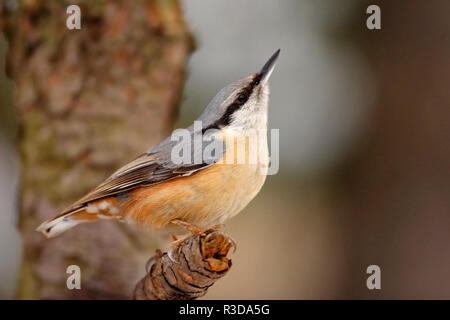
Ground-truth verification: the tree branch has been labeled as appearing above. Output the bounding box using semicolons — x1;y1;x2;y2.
133;230;235;300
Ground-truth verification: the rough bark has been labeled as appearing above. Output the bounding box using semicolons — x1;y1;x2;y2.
134;230;234;300
1;0;194;299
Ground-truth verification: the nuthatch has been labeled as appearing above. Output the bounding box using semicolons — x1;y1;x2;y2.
37;49;280;238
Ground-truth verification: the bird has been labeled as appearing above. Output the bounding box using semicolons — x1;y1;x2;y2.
36;49;280;239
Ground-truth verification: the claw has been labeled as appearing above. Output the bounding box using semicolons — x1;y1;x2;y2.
170;219;202;234
145;256;155;274
207;223;227;233
145;249;163;273
167;238;184;264
229;236;237;254
167;249;178;264
203;229;237;255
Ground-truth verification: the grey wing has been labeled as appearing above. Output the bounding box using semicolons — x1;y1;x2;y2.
60;131;224;215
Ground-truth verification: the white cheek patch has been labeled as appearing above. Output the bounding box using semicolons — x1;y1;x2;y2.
227;88;269;132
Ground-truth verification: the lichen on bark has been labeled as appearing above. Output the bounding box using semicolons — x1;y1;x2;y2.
1;0;194;299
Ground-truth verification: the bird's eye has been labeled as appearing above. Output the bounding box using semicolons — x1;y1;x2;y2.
237;93;248;103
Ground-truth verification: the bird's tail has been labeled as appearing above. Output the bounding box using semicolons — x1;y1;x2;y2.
36;207;89;238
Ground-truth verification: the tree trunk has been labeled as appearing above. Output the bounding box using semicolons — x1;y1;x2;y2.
1;0;193;299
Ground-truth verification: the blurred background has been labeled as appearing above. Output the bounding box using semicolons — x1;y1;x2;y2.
0;0;449;299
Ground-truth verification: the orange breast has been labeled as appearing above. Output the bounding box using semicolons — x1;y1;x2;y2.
121;130;269;231
122;162;266;230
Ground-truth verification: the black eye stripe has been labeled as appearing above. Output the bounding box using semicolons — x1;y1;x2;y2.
237;93;248;103
202;74;262;133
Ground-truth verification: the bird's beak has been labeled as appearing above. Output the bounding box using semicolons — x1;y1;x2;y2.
258;49;280;86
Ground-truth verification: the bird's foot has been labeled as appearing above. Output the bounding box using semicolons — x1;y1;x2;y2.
201;224;236;253
145;249;163;274
167;221;236;262
167;238;185;264
170;219;227;236
170;219;203;235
